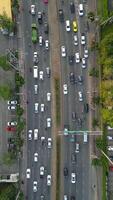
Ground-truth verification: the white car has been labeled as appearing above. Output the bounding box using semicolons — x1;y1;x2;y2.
31;5;35;15
26;168;31;179
7;100;17;105
34;129;38;140
107;136;113;140
63;84;68;95
39;71;44;80
34;153;38;162
48;138;52;148
47;175;51;186
81;34;86;45
66;20;70;32
71;173;76;183
40;166;44;177
82;58;86;68
45;40;49;50
41;104;44;112
78;91;83;101
84;49;88;58
28;130;32;140
108;146;113;151
64;195;68;200
33;181;37;192
47;93;51;101
75;53;80;63
61;46;66;57
75;143;80;153
8;105;16;110
47;118;51;128
74;35;78;45
39;36;43;46
33;52;38;64
7;121;17;126
34;85;38;94
35;103;39;113
79;4;84;16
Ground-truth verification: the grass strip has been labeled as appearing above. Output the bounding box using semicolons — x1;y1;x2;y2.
97;0;108;21
56;136;61;200
55;78;61;126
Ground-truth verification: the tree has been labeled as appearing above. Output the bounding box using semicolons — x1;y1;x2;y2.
15;73;25;88
17;120;25;133
0;55;11;71
96;137;103;150
0;12;14;32
2;152;16;165
0;85;12;100
92;158;102;166
92;118;99;128
16;105;24;116
92;96;100;104
89;68;99;77
0;184;17;200
87;11;95;21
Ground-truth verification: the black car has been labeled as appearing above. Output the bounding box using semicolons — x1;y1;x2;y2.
64;167;68;176
68;55;74;65
78;118;82;127
84;103;89;113
70;2;75;13
44;22;49;34
38;12;43;24
46;67;51;78
70;196;75;200
59;9;64;22
70;73;75;84
78;75;83;84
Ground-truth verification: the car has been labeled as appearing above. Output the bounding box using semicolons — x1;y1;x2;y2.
72;112;76;121
107;136;113;140
33;52;38;64
40;166;45;177
43;0;48;4
41;136;45;146
31;5;35;15
79;4;84;16
28;130;32;140
75;52;80;63
63;84;68;95
46;67;51;78
84;132;88;143
66;20;70;32
61;46;66;57
109;166;113;172
40;195;44;200
84;103;89;113
41;104;44;112
7;100;17;105
78;75;83;84
47;118;51;128
81;34;86;45
78;91;83;101
82;58;86;68
34;153;38;162
59;9;64;22
74;35;78;45
26;168;31;179
73;21;77;32
84;48;88;58
45;40;49;50
34;84;38;94
64;195;68;200
70;196;75;200
44;22;49;34
47;175;51;186
70;2;75;13
8;106;16;110
78;118;82;127
70;73;75;84
71;153;76;163
39;36;43;46
38;12;42;24
33;181;37;192
64;125;69;136
48;138;52;148
71;173;76;183
75;143;80;153
108;146;113;151
35;103;39;113
47;93;51;101
68;55;74;65
7;121;17;126
34;129;38;140
39;71;44;80
64;167;68;176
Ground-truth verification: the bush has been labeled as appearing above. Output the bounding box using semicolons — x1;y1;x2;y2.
0;55;11;70
15;73;25;88
92;158;102;166
0;85;12;100
16;105;24;116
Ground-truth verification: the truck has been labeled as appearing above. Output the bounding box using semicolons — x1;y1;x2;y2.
31;23;38;43
33;66;38;78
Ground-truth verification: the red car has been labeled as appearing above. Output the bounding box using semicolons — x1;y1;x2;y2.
43;0;48;4
6;126;16;132
109;166;113;172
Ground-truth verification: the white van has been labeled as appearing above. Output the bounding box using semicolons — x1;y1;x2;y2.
83;132;88;143
79;4;84;16
33;66;38;78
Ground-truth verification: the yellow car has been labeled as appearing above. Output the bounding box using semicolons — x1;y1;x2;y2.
73;21;77;32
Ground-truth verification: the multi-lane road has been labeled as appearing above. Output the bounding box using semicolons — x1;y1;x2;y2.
21;0;94;200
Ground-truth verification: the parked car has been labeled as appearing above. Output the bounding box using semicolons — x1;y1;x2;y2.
7;100;17;105
7;121;17;126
